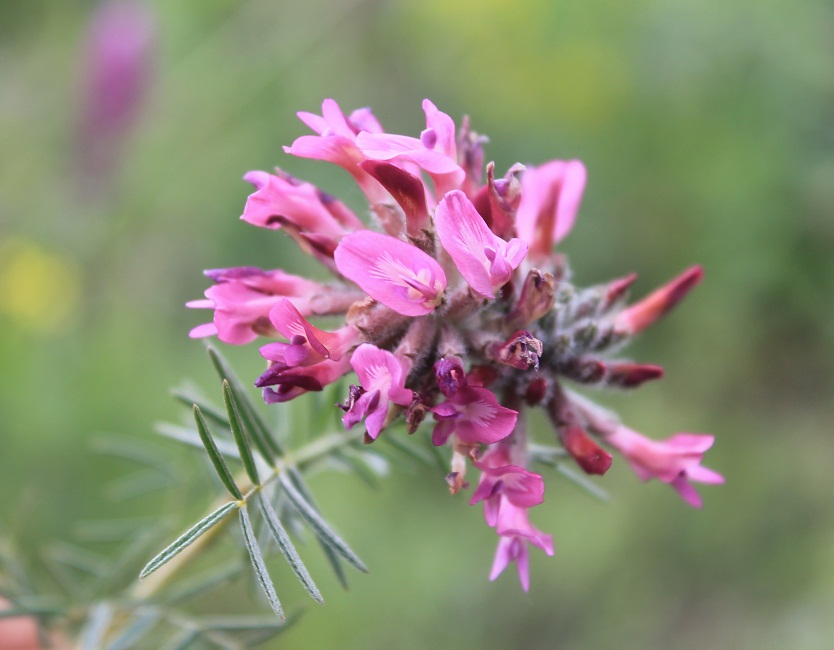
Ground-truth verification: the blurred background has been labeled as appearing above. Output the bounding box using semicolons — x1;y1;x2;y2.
1;0;833;648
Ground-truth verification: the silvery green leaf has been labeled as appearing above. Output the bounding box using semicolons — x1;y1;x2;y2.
207;345;283;458
172;387;229;427
161;629;199;650
331;450;382;489
139;501;239;580
80;601;114;650
165;564;243;605
223;380;260;485
194;405;242;500
155;423;240;459
238;506;284;620
556;463;610;501
47;542;110;578
278;474;367;574
106;608;160;650
74;517;160;543
282;470;349;588
257;492;323;604
0;604;65;619
107;468;178;501
91;435;174;469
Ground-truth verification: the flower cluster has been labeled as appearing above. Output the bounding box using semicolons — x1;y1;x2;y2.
189;99;723;590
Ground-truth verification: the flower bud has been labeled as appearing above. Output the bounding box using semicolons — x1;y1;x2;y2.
613;266;703;335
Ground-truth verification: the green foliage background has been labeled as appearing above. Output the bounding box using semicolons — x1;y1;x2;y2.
1;0;833;648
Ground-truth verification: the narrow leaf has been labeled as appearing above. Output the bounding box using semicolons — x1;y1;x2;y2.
80;602;114;650
106;609;160;650
238;506;284;620
257;492;323;604
139;501;239;579
284;470;349;588
378;432;435;468
279;474;367;574
221;374;277;466
556;463;610;501
0;605;65;619
223;380;260;485
156;423;240;459
207;345;283;457
161;629;199;650
194;405;242;500
165;564;243;605
172;388;229;427
332;450;382;489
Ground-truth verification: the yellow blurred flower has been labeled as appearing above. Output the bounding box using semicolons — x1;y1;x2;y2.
0;239;81;332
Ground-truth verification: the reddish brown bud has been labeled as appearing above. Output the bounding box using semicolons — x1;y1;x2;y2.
560;425;612;475
604;362;664;388
525;376;548;405
508;269;556;328
603;272;638;309
614;265;703;335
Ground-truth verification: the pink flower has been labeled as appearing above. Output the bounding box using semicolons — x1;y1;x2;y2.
241;170;363;244
356;99;465;200
603;425;724;508
434;190;528;298
284;99;387;203
257;356;352;404
77;0;155;179
431;386;517;446
187;267;333;345
489;500;555;592
341;344;414;440
259;299;360;368
471;461;545;527
515;160;586;260
612;265;704;335
334;231;447;316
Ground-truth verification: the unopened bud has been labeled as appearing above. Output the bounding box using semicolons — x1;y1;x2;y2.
346;297;409;343
508;269;556;328
525;376;548;405
559;425;612;475
604;361;664;388
602;272;637;310
613;265;703;335
563;358;606;384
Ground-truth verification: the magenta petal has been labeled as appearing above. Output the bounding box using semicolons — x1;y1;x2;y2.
189;322;217;338
421;99;456;158
516;160;587;257
671;475;703;508
334;231;446;316
435;190;527;298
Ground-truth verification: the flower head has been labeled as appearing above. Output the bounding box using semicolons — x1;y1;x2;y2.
189;98;720;591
